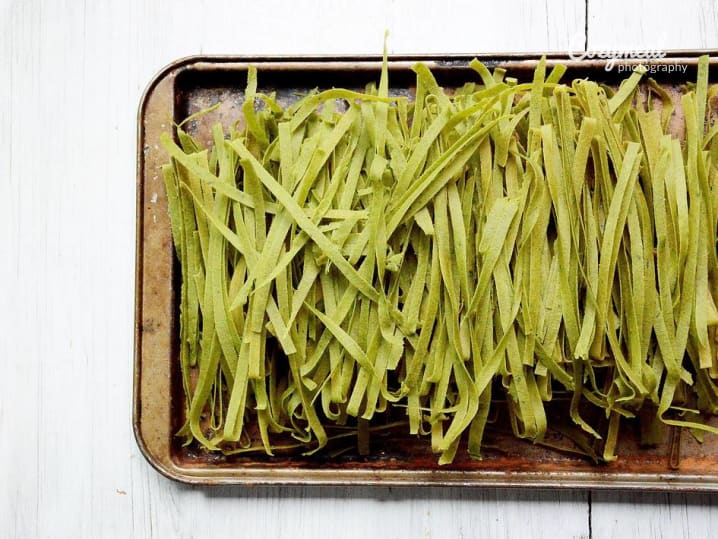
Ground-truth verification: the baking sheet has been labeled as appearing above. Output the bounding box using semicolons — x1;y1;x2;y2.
135;52;718;488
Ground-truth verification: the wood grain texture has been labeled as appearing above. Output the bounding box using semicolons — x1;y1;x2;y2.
1;0;717;537
590;491;718;539
588;0;718;49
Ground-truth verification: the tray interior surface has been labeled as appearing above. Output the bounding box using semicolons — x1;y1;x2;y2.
135;54;718;487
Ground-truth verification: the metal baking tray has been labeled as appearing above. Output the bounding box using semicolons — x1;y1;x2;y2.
135;52;718;489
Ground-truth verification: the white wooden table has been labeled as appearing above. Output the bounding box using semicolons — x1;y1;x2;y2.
2;1;718;537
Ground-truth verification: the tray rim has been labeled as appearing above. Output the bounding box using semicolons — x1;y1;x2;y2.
135;50;718;489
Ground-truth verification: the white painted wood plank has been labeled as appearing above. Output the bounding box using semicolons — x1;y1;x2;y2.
588;0;718;49
136;0;586;59
591;491;718;539
137;486;589;539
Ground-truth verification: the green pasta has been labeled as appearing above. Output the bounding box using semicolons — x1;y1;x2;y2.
161;54;718;464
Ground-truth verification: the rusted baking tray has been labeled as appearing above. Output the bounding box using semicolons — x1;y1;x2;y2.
135;52;718;489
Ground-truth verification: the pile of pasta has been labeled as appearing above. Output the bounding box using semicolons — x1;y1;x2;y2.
161;56;718;464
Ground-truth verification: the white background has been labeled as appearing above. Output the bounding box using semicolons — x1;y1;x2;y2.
2;0;718;537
